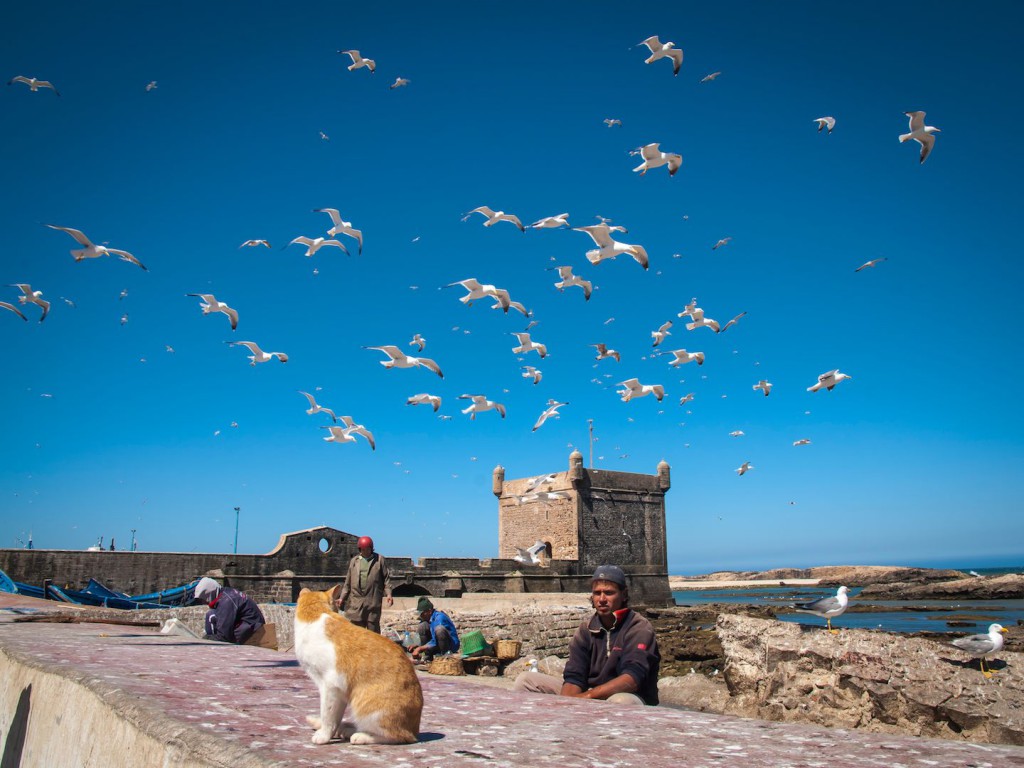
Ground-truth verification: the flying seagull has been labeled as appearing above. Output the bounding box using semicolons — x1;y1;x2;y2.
712;237;732;250
409;333;426;351
447;278;505;307
813;116;836;134
8;284;49;322
459;394;506;420
0;301;28;321
339;50;376;72
631;143;682;176
512;332;547;358
618;378;664;402
521;366;542;385
950;623;1008;677
603;118;622;127
551;265;592;300
312;208;363;254
666;348;704;366
855;257;888;272
900;111;940;164
729;430;745;437
8;76;60;95
45;225;148;270
226;340;288;365
793;438;811;446
462;206;525;232
735;461;753;476
514;540;548;564
286;235;349;257
753;380;772;397
793;586;850;633
239;239;271;249
808;369;852;392
592;343;620;362
406;393;442;412
700;71;721;83
365;345;444;378
530;213;570;229
639;36;683;76
299;391;337;422
322;420;375;450
573;224;649;270
389;77;410;89
533;399;568;431
186;293;238;330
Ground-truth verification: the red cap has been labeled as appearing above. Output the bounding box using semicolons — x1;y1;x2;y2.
357;536;373;549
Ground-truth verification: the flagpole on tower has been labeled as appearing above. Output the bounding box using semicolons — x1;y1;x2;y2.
588;419;594;469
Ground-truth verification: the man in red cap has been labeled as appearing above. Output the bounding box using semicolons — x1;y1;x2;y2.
337;535;393;633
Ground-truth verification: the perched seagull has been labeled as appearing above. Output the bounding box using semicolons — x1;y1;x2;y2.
286;235;349;257
186;293;238;330
666;348;704;366
239;239;271;249
521;366;542;385
592;343;620;362
639;36;683;76
793;586;850;633
603;118;622;127
447;277;504;306
512;332;547;358
700;71;721;83
45;225;148;270
8;76;60;95
459;394;506;420
679;392;695;405
735;461;753;476
793;438;812;446
365;345;444;378
145;80;158;92
406;393;442;412
729;430;745;438
951;623;1008;677
716;311;747;333
321;423;375;450
462;206;525;232
298;391;337;422
855;257;888;272
530;212;570;229
409;333;426;351
513;540;548;564
650;321;672;347
808;369;852;392
226;340;288;365
0;301;28;321
813;116;836;134
573;224;649;270
533;399;567;431
618;378;664;402
712;237;732;250
312;208;363;254
900;111;940;164
389;77;410;89
753;380;772;397
631;143;682;176
551;265;592;300
8;284;49;322
339;50;376;72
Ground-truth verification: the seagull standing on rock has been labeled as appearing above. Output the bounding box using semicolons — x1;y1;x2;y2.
793;586;849;633
951;623;1008;677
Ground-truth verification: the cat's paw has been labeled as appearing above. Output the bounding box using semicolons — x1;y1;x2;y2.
349;732;379;745
305;715;322;730
311;729;333;745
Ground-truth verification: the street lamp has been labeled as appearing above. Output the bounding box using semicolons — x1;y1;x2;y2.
233;507;240;554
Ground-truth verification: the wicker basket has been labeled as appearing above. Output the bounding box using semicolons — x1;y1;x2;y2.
495;639;522;660
428;656;465;676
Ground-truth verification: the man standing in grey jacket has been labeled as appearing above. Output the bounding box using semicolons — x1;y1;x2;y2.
337;535;393;633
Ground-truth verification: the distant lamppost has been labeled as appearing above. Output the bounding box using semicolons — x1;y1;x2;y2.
233;507;241;554
130;529;137;552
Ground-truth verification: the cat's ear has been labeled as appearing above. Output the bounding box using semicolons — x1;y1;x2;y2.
299;588;310;596
330;584;342;601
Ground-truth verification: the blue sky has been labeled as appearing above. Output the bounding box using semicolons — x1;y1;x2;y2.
2;2;1022;574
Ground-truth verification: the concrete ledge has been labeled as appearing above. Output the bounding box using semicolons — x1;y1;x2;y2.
2;605;1023;766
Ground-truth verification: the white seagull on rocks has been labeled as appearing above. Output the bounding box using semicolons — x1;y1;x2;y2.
551;266;592;300
459;394;506;420
900;111;940;164
299;391;337;421
339;50;375;72
951;623;1008;677
312;208;363;254
639;36;683;75
631;143;682;176
46;225;148;270
813;116;836;134
462;206;525;232
592;343;620;362
793;586;849;633
187;293;238;330
286;236;349;257
226;340;288;365
666;348;704;366
407;393;442;412
1;301;28;321
753;380;772;397
512;332;547;358
573;224;649;270
533;399;567;431
365;345;444;378
618;378;664;402
530;213;570;229
8;284;50;322
8;76;60;95
808;369;852;392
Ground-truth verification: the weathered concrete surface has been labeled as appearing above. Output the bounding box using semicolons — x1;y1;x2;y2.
3;599;1024;767
719;614;1024;746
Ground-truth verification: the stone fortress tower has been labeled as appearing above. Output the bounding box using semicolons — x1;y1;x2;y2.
494;450;672;605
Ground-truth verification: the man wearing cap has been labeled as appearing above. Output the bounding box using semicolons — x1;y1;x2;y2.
337;535;393;633
410;596;460;662
193;577;266;645
513;564;660;706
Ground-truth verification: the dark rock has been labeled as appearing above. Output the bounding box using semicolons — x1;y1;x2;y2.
859;573;1024;600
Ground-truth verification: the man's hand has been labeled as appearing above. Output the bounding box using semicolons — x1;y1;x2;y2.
385;596;394;608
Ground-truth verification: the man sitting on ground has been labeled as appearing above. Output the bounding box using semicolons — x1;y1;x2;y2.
410;596;460;661
513;564;660;706
193;577;266;645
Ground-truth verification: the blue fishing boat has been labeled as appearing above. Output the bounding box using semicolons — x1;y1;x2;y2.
0;569;200;609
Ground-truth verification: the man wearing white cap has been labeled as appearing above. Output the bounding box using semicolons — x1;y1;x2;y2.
513;564;661;705
193;577;266;644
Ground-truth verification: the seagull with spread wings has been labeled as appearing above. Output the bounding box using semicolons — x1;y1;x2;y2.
446;277;504;307
511;332;547;358
389;77;410;89
573;224;649;269
639;36;683;75
45;225;148;270
533;399;568;431
530;212;570;229
339;50;375;72
8;284;50;322
753;380;772;397
813;116;836;134
551;265;592;300
186;293;238;330
855;257;888;272
631;143;682;176
409;333;426;351
459;394;506;420
665;348;704;366
407;393;442;412
617;378;664;402
808;369;852;392
226;340;288;365
900;111;940;164
712;237;732;250
522;366;542;385
462;206;525;232
286;236;349;257
239;239;271;249
8;76;60;95
322;418;375;450
312;208;363;254
592;343;620;362
299;391;337;422
735;461;753;476
365;345;444;378
651;320;672;347
1;301;28;321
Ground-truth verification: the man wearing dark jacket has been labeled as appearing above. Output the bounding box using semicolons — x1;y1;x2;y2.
513;564;660;705
337;535;393;633
194;577;266;645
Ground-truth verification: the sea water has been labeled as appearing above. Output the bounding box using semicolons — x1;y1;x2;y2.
673;565;1024;634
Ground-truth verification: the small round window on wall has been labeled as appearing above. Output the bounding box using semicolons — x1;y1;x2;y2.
318;537;331;554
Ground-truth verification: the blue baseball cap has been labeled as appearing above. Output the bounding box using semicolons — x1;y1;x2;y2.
591;565;626;587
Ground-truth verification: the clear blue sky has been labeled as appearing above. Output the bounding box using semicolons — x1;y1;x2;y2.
3;2;1022;575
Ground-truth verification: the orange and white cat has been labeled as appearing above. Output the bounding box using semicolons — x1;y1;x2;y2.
294;585;423;745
